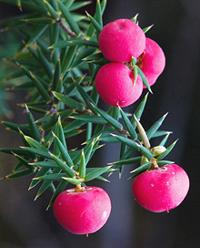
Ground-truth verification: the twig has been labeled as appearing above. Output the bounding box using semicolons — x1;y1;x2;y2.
58;19;76;37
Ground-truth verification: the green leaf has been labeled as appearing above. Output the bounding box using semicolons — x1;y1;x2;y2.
72;47;96;68
143;24;154;33
69;1;91;11
25;105;40;141
132;13;139;23
52;60;62;91
0;0;36;10
159;132;171;146
34;180;55;201
100;133;119;143
65;128;85;138
25;24;49;47
111;134;153;159
52;132;74;168
2;121;29;134
58;1;80;34
133;93;149;122
37;47;53;78
130;162;151;177
86;11;102;33
79;150;86;178
137;67;153;94
157;140;178;160
49;152;75;177
64;119;85;133
157;160;174;166
84;135;101;165
42;0;59;19
29;168;49;190
69;114;106;124
100;0;107;14
4;168;33;179
118;143;127;176
63;0;75;8
22;135;46;151
119;107;137;140
54;116;67;148
146;113;168;139
89;102;123;130
94;0;103;28
86;122;92;141
108;106;120;120
62;177;83;185
17;64;50;101
85;166;111;182
46;180;67;209
76;85;123;130
20;147;50;158
33;172;65;181
96;175;110;183
29;160;58;168
108;157;141;166
53;39;98;48
49;23;60;62
12;153;29;167
61;45;78;72
0;147;34;157
152;130;172;138
52;91;85;111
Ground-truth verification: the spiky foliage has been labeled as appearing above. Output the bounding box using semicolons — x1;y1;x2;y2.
0;0;176;208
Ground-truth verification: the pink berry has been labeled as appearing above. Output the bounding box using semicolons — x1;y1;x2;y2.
138;38;166;86
53;186;111;235
99;19;146;62
95;63;143;107
132;164;189;213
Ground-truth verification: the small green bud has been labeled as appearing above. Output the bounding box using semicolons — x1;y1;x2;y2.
151;146;166;157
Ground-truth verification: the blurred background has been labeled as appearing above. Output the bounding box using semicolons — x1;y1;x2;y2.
0;0;200;247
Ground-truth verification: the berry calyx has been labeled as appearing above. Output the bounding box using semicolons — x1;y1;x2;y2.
95;63;143;107
132;163;189;213
137;38;166;87
53;186;111;235
99;19;146;62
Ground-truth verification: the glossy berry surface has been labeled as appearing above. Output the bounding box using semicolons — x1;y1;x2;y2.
95;63;143;107
53;186;111;235
132;164;189;213
99;19;146;62
138;37;166;86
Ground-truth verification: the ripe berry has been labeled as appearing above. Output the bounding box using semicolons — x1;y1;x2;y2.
99;19;146;62
132;164;189;213
95;63;143;107
137;38;166;86
53;186;111;235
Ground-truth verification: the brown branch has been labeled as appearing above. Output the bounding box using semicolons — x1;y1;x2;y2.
58;19;76;37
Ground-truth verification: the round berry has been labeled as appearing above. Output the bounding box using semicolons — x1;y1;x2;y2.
99;19;146;62
132;164;189;213
53;186;111;235
95;63;143;107
138;38;166;86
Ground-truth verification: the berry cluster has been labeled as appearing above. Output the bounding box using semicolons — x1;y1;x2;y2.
95;19;165;107
0;0;190;237
53;18;189;235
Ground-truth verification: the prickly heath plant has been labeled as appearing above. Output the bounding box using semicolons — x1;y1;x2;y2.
0;0;189;233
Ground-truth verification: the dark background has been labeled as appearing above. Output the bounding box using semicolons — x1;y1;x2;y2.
0;0;200;247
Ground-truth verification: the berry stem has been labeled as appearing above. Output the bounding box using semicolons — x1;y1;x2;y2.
75;184;85;192
150;158;159;169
